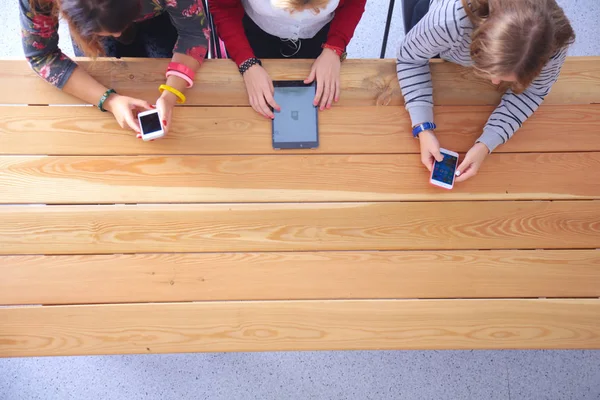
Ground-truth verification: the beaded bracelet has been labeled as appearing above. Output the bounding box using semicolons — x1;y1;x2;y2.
239;58;262;75
98;89;116;112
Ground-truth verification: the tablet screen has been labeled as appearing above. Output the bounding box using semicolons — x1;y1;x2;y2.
273;83;318;146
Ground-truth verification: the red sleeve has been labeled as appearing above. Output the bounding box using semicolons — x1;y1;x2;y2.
326;0;367;50
208;0;256;66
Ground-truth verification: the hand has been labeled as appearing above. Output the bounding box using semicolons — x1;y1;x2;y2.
455;142;490;182
104;94;153;133
156;91;177;134
418;130;443;171
305;48;341;110
243;64;280;119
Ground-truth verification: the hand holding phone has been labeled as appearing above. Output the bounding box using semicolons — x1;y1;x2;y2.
455;143;490;182
137;110;165;142
430;148;459;189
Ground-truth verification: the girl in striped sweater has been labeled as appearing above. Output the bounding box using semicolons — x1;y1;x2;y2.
397;0;575;182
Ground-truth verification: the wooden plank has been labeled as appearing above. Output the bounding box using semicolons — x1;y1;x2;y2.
0;202;597;255
0;153;598;204
1;57;598;106
1;299;599;356
1;250;599;305
1;105;599;155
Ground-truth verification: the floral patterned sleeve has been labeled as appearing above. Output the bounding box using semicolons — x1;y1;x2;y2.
163;0;210;63
19;0;77;88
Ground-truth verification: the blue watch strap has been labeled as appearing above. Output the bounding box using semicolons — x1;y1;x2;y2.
412;122;436;138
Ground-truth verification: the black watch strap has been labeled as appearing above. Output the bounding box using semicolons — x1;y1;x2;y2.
239;58;262;75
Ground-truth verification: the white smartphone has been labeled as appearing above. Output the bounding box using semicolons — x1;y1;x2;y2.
138;109;165;141
430;148;459;190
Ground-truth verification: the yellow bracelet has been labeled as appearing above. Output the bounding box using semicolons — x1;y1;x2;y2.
159;84;186;104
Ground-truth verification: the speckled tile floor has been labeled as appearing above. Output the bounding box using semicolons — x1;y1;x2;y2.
1;0;600;399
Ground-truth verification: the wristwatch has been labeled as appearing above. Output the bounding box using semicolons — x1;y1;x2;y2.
412;122;436;138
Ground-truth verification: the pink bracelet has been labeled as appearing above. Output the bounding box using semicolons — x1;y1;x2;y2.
166;70;194;88
167;62;195;80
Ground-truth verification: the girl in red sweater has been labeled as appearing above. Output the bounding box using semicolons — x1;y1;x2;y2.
209;0;366;118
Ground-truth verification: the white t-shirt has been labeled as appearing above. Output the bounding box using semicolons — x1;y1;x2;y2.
242;0;340;40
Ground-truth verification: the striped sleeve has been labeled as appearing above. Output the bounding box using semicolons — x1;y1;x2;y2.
478;47;568;152
396;0;462;127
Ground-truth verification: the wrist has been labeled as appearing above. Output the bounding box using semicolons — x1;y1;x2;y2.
418;129;436;140
103;93;119;114
160;89;178;105
322;43;346;61
239;58;262;76
475;141;491;154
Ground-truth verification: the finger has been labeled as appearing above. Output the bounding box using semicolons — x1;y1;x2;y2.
320;80;331;110
326;81;335;109
432;148;444;162
130;98;153;111
455;167;477;183
124;111;141;133
456;159;470;176
455;160;474;183
258;95;274;119
421;156;433;172
249;98;262;118
253;96;271;119
264;90;280;113
314;78;323;106
305;66;316;84
334;78;341;103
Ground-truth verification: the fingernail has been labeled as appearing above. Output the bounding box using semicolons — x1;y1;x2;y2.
456;171;461;176
163;120;167;126
151;105;156;108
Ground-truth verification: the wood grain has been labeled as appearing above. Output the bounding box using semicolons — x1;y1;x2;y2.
0;57;598;106
1;250;599;305
0;202;597;255
1;299;599;356
1;105;599;155
0;153;598;204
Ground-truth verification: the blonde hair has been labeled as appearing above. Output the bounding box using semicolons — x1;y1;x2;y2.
461;0;575;93
272;0;330;13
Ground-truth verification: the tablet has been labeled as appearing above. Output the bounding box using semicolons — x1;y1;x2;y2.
272;81;319;150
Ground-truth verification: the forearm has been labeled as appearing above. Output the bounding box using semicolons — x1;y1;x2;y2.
326;0;367;49
62;66;110;106
161;52;200;103
208;0;254;66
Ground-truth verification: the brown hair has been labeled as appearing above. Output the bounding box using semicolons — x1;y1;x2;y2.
30;0;141;56
461;0;575;93
272;0;330;14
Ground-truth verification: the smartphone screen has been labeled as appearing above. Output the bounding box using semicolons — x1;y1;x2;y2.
140;111;162;135
272;82;318;149
431;152;458;188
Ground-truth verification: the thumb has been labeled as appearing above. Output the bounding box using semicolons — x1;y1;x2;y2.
456;158;470;176
304;66;316;84
432;148;444;162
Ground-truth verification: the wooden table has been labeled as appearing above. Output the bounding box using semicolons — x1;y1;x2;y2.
0;58;599;357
